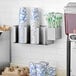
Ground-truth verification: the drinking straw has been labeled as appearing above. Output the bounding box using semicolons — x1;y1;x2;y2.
45;12;62;28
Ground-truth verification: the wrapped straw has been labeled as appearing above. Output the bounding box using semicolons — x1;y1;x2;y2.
46;12;62;28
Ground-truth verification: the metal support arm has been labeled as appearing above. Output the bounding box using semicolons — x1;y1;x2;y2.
67;36;71;76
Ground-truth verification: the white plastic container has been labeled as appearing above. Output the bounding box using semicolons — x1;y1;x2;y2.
47;27;61;40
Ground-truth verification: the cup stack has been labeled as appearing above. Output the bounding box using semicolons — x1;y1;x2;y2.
29;61;56;76
35;63;47;76
29;63;37;76
19;7;29;43
47;66;56;76
30;8;40;44
19;7;29;27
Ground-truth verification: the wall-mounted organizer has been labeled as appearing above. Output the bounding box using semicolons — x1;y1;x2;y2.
12;25;61;45
12;7;62;45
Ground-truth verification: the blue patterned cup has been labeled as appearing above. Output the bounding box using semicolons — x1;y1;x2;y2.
19;7;28;25
29;63;37;76
30;8;40;25
36;63;46;76
47;67;56;76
